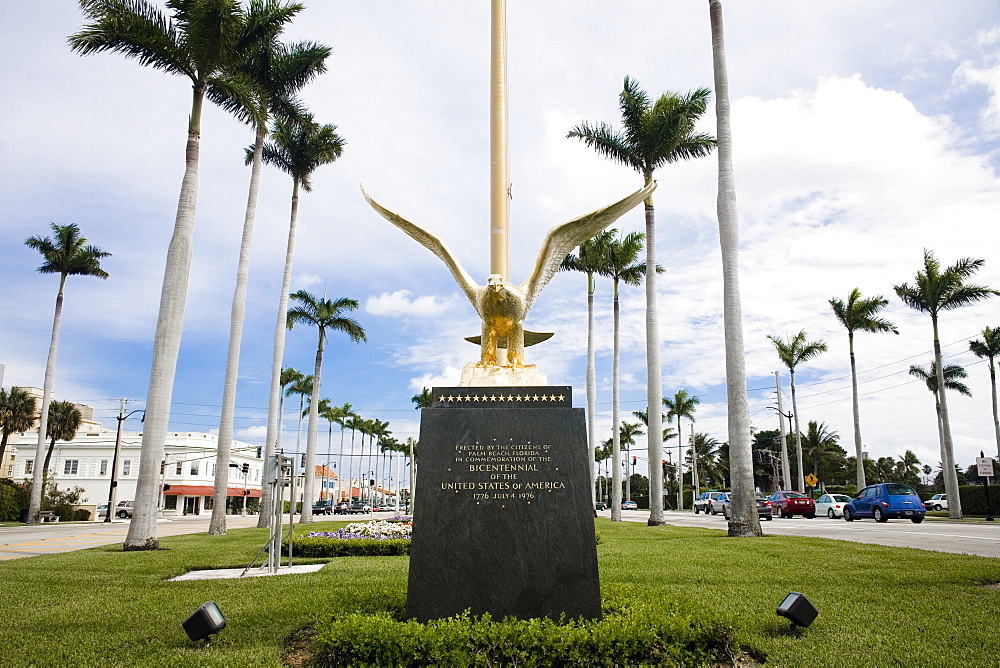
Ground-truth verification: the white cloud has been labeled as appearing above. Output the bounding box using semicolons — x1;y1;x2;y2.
410;367;463;392
366;290;454;318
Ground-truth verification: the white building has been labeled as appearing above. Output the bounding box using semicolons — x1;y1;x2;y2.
6;422;266;517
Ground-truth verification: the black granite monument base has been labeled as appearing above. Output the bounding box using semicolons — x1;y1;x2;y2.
406;386;601;622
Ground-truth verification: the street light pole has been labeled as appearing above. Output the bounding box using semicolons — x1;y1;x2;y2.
105;399;143;523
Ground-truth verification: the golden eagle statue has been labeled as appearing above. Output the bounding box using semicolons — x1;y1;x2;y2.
361;182;655;369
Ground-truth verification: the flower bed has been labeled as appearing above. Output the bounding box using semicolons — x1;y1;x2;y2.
283;519;412;558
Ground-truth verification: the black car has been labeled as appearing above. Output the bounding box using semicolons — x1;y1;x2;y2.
312;500;333;515
595;501;607;511
722;492;773;521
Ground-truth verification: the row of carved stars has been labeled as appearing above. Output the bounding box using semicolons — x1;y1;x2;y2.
436;393;568;403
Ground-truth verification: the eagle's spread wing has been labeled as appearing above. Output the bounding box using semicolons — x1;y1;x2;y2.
361;185;482;313
521;182;656;311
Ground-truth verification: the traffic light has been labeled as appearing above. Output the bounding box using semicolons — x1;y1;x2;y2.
632;456;637;465
241;463;250;475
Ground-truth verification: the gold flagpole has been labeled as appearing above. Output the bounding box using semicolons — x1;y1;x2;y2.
490;0;509;281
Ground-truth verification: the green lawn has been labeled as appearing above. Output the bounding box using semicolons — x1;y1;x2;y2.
0;519;997;666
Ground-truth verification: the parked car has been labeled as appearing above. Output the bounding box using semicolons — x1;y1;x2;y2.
693;491;726;514
115;500;134;519
595;501;607;511
312;500;333;515
722;492;773;521
815;493;853;519
923;493;948;511
96;504;108;518
334;501;352;515
845;483;926;523
349;501;372;514
769;491;815;518
708;492;730;515
621;500;638;510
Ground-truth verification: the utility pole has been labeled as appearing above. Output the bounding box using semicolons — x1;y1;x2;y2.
105;399;142;523
775;372;792;491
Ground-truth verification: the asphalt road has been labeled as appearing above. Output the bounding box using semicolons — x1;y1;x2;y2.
606;508;1000;558
5;509;999;560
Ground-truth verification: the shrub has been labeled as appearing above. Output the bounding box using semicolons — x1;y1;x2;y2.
310;600;736;666
958;484;1000;515
0;479;30;521
283;536;410;558
72;508;92;521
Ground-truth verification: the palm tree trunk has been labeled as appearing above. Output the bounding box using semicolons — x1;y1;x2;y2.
690;424;699;508
336;424;346;502
932;316;962;518
210;125;266;536
586;271;597;507
848;333;866;489
28;275;66;524
301;331;325;523
0;432;10;470
610;282;623;521
643;178;666;526
125;88;204;550
677;428;683;510
990;358;1000;460
710;0;760;536
349;426;357;502
790;369;805;492
258;178;302;528
42;436;57;487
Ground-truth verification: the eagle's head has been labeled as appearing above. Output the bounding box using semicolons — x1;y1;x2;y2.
486;274;505;293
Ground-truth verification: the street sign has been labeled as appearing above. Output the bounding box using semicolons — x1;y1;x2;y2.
977;457;995;478
805;473;819;487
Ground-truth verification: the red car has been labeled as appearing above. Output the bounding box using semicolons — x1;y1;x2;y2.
768;491;816;519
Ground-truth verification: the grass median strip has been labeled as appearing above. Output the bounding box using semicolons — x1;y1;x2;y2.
0;519;997;665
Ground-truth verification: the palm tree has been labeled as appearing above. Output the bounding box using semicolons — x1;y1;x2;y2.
24;223;109;524
411;388;433;410
830;288;898;489
619;421;645;503
600;231;649;521
709;0;759;536
258;114;345;527
664;389;699;509
895;450;922;486
631;409;677;447
71;0;254;550
284;374;313;464
277;366;304;450
895;250;998;518
286;290;366;522
799;421;839;479
211;1;330;536
909;361;972;498
688;433;724;490
561;229;615;506
0;388;38;472
330;403;353;502
41;400;82;487
569;77;715;526
768;331;827;492
970;326;1000;459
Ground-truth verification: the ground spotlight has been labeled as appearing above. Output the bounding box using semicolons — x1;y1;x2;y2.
776;592;818;631
183;601;226;645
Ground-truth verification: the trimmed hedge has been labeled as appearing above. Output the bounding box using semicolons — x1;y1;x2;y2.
310;598;737;666
958;484;1000;515
283;535;410;558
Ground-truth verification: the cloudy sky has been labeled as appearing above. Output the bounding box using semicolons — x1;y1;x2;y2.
3;1;1000;484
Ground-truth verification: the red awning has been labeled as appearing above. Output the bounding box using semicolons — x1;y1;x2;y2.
162;484;261;498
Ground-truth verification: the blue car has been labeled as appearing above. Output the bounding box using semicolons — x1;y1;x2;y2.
844;483;926;524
